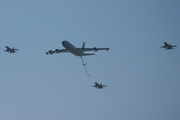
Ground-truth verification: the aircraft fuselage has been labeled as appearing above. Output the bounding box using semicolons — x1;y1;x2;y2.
62;40;82;56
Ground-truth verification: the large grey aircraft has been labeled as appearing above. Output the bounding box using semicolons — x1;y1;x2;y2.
46;40;110;76
46;40;109;55
4;46;19;53
92;82;107;89
161;42;177;50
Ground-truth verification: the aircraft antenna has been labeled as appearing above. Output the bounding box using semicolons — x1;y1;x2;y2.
80;56;89;76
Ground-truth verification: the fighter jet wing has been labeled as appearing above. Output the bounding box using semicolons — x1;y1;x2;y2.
172;45;177;47
164;42;169;46
5;46;11;50
94;82;99;86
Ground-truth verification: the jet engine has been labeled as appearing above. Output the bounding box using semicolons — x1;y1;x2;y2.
94;47;98;51
48;50;54;54
55;49;60;53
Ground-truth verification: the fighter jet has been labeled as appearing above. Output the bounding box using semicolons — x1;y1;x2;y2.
92;82;107;89
161;42;177;50
4;46;19;53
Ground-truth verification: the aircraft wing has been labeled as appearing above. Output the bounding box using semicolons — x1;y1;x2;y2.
5;46;11;50
46;49;69;55
94;82;99;86
164;42;168;46
75;48;109;52
55;49;69;53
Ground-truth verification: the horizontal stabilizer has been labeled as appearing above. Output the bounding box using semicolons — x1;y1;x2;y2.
83;53;95;56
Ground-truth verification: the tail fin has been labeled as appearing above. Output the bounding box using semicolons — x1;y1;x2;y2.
82;42;85;49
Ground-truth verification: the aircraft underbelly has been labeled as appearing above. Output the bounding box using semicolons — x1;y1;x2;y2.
70;49;81;56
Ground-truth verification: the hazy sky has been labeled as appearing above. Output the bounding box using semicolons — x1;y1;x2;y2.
0;0;180;120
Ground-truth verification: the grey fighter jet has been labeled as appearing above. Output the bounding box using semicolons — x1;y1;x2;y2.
4;46;19;53
92;82;107;89
161;42;177;50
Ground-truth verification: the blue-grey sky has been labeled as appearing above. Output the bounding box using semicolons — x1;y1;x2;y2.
0;0;180;120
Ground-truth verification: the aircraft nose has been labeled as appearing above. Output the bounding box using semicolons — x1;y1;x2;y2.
62;41;65;46
62;40;68;47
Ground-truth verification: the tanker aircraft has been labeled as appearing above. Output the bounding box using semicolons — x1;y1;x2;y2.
46;40;110;76
46;40;109;55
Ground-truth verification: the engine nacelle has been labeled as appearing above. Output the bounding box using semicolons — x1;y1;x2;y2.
55;49;60;53
48;50;54;54
94;47;98;51
55;49;59;52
